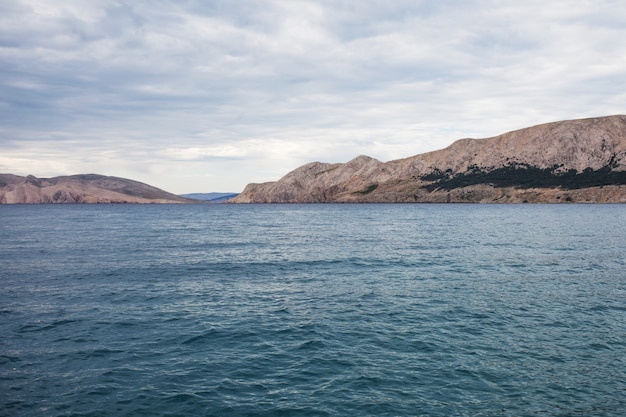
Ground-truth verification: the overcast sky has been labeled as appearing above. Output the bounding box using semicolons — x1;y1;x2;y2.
1;0;625;193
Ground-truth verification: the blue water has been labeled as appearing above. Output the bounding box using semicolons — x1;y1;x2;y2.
1;204;625;416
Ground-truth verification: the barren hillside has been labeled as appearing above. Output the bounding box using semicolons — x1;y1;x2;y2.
231;115;626;203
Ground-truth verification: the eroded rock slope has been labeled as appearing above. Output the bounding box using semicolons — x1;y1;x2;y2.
0;174;195;204
231;115;626;203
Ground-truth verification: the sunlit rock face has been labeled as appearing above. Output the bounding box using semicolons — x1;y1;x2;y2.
231;115;626;203
0;174;195;204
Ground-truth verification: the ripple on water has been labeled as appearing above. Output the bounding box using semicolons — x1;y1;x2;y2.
1;204;626;416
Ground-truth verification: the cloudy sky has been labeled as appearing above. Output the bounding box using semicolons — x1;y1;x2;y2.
1;0;625;193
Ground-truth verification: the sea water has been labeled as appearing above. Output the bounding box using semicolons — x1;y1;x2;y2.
1;204;625;416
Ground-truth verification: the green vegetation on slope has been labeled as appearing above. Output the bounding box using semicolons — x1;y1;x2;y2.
421;162;626;191
353;183;379;195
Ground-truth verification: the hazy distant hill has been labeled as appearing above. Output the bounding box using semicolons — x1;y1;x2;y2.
0;174;198;204
179;193;239;203
231;115;626;203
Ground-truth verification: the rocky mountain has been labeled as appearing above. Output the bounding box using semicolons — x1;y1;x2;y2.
0;174;197;204
231;115;626;203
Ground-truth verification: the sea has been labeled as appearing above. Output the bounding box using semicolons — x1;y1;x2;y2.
1;203;625;417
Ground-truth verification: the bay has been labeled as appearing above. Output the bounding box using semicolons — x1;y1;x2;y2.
1;204;625;416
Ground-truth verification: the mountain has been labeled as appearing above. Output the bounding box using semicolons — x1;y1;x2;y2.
179;192;239;203
231;115;626;203
0;174;198;204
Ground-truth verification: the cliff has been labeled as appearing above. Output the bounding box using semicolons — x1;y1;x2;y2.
231;115;626;203
0;174;197;204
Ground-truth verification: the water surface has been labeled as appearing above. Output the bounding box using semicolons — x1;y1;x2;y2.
1;204;625;416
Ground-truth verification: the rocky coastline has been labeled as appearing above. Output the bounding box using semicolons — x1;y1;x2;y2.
231;115;626;203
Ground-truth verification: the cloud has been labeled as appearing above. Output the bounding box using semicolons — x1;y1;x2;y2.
1;0;625;193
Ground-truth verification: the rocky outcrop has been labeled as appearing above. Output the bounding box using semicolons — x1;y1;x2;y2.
231;115;626;203
235;156;393;203
0;174;197;204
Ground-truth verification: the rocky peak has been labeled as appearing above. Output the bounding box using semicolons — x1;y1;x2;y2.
231;115;626;203
411;115;626;174
0;174;196;204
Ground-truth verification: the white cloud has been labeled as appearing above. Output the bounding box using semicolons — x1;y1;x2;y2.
1;0;625;193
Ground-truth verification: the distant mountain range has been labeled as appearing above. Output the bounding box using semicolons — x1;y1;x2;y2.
179;193;239;203
230;115;626;203
0;174;199;204
3;115;625;204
